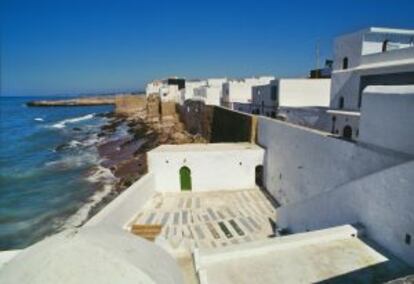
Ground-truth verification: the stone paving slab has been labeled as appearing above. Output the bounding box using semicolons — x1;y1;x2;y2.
132;189;277;249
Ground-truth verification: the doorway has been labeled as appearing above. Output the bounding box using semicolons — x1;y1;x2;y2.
255;165;264;187
180;166;192;191
343;125;353;140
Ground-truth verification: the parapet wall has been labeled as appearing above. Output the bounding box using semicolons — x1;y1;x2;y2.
277;160;414;266
257;117;408;205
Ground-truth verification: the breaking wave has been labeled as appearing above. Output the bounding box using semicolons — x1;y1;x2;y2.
63;166;117;228
34;117;44;122
51;113;95;129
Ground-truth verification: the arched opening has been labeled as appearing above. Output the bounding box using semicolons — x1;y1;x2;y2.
338;97;344;109
179;166;192;191
382;40;389;52
342;57;348;70
255;165;264;187
343;125;353;140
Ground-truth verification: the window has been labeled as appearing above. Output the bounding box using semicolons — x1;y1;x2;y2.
382;40;389;52
342;57;348;70
406;234;411;245
271;86;277;101
339;97;344;109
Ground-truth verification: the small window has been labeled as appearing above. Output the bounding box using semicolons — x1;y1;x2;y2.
339;97;344;109
406;234;411;245
342;57;348;70
382;40;389;52
271;86;277;101
271;111;276;118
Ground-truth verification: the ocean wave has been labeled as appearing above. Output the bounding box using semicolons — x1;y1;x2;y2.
45;152;99;169
85;165;116;184
51;113;95;129
34;117;44;122
63;166;117;228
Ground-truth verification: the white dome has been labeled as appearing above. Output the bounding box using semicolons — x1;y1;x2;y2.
0;227;184;284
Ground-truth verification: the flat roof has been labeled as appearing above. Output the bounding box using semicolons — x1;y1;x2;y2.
364;85;414;95
195;225;412;284
327;109;361;116
369;27;414;35
150;143;262;153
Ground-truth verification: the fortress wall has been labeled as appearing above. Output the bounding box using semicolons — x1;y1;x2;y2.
115;95;146;116
257;117;408;206
210;107;254;143
178;101;255;143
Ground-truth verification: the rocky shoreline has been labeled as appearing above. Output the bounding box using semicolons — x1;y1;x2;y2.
84;108;206;220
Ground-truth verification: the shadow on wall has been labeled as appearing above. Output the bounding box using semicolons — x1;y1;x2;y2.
210;107;252;143
178;100;254;143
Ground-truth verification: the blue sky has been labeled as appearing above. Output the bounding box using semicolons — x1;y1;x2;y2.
1;0;414;96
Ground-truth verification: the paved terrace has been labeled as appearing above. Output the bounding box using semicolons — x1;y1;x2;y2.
130;189;276;250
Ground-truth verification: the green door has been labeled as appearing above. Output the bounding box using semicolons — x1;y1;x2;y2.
180;166;192;191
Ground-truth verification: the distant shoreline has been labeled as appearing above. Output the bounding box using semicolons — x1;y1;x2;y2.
26;96;116;107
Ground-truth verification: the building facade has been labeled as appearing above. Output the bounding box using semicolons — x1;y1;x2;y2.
251;79;331;117
193;78;228;106
221;77;274;109
328;27;414;140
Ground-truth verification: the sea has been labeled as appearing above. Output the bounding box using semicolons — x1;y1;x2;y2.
0;96;116;250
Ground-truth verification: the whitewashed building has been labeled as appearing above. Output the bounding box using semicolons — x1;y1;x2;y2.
179;80;207;104
145;77;186;102
251;78;331;117
222;76;274;109
193;78;228;106
328;27;414;139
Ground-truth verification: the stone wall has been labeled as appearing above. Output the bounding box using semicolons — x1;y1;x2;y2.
178;100;214;140
178;101;256;143
210;107;254;143
114;95;146;116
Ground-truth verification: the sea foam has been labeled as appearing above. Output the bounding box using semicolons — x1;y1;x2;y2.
51;113;95;129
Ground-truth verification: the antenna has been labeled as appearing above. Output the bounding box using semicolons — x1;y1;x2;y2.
316;39;320;70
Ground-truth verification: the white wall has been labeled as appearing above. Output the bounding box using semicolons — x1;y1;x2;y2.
333;31;363;71
257;117;408;205
85;173;156;228
279;79;331;107
222;77;274;108
359;85;414;156
148;144;264;192
277;160;414;266
180;81;207;103
194;85;222;106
